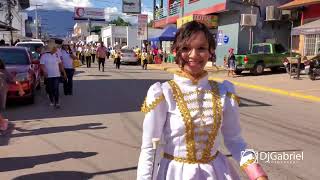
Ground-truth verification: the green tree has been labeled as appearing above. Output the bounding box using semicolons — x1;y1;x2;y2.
109;16;131;26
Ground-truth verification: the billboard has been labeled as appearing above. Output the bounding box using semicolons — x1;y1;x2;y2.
177;14;218;28
122;0;141;14
74;7;105;21
138;14;148;40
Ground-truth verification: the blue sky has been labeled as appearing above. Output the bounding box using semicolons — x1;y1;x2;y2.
28;0;154;20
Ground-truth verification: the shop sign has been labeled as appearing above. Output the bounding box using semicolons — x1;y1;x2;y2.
177;14;218;28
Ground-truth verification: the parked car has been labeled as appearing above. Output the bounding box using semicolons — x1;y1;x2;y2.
120;49;139;64
0;47;41;104
234;43;299;75
15;41;44;59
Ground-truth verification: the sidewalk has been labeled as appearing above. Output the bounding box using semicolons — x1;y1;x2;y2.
148;63;320;103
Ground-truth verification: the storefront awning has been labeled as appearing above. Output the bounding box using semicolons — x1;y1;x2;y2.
0;22;18;31
148;25;177;41
279;0;320;10
291;19;320;35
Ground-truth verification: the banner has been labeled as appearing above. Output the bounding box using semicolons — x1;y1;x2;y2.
138;14;148;40
177;14;218;28
122;0;141;14
74;7;105;20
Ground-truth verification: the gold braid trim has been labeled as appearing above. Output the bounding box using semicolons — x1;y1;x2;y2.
200;81;222;161
227;92;241;105
173;70;208;85
240;158;257;170
163;151;219;164
141;94;165;113
168;80;197;162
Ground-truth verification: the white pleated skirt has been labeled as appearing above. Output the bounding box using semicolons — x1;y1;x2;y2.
156;153;240;180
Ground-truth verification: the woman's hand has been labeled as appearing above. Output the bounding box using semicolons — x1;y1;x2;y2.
257;176;268;180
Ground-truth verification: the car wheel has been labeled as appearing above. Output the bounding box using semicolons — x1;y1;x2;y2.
309;72;316;80
234;69;242;75
252;63;265;75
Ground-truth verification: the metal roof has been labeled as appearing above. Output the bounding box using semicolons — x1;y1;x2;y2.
279;0;320;9
291;19;320;35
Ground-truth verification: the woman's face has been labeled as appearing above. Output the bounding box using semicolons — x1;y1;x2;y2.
180;31;210;75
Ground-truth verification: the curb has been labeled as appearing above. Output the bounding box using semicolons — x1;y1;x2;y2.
210;77;320;103
148;64;320;103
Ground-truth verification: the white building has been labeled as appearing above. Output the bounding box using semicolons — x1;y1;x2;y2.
101;25;162;49
73;21;108;41
0;0;29;44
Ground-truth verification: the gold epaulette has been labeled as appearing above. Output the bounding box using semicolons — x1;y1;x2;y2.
240;158;256;170
141;94;165;114
227;92;241;105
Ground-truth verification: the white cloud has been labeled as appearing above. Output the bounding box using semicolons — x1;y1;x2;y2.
28;0;93;11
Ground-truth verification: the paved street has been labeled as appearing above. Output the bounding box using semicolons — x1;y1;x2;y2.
1;60;319;180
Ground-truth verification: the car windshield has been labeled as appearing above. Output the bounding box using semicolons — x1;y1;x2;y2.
16;43;43;53
0;49;29;65
252;45;271;54
252;46;264;54
121;49;134;53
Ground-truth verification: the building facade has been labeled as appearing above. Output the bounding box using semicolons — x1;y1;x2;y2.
0;0;30;44
154;0;293;65
280;0;320;56
73;21;108;41
101;26;162;49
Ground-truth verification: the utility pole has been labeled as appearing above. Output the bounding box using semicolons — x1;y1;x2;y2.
249;5;253;51
6;0;15;45
34;4;43;39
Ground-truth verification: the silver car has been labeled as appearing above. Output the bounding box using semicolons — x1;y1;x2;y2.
120;49;138;65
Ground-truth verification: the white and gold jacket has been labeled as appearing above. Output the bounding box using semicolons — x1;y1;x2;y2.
137;71;265;180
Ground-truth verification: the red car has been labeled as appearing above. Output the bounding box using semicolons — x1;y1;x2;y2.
0;47;41;104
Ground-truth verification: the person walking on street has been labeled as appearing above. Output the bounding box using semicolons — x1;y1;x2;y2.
0;114;15;136
79;45;85;65
61;40;77;95
40;40;67;109
91;44;96;63
0;59;25;108
96;42;107;72
84;45;91;68
141;49;148;70
0;59;25;135
227;48;236;78
115;50;121;69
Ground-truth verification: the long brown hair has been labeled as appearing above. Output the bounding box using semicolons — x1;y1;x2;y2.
172;21;216;68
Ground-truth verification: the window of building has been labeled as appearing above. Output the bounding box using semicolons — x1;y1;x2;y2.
304;34;319;56
316;36;320;55
115;38;121;45
121;38;127;46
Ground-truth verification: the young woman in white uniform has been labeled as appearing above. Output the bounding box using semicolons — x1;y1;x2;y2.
137;21;268;180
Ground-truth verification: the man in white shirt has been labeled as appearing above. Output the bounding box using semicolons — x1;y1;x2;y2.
61;40;77;95
40;39;67;108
